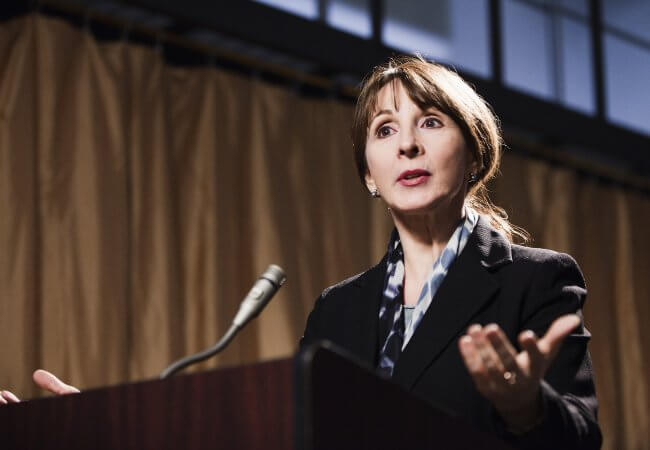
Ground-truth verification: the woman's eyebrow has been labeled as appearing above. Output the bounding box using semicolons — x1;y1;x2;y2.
369;109;393;124
423;106;442;114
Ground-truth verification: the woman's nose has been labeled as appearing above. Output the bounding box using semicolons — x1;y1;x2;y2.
398;132;422;158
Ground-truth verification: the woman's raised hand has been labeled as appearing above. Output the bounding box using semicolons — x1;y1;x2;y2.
0;370;80;404
458;314;581;432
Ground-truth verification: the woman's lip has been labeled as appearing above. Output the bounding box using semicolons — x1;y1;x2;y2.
398;173;430;186
398;169;430;181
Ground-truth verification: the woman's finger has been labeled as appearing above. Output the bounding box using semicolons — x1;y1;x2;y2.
470;325;505;376
32;370;80;395
459;333;496;395
0;390;21;403
468;325;508;398
538;314;581;362
459;335;483;373
484;324;519;374
518;330;544;377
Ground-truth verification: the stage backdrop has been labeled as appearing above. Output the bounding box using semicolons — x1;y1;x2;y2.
1;15;648;450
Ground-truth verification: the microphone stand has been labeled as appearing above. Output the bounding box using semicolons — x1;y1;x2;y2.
160;264;286;379
160;324;239;379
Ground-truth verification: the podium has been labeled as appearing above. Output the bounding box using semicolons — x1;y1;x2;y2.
0;343;514;449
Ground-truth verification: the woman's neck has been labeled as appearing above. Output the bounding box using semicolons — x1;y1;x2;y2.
391;203;464;306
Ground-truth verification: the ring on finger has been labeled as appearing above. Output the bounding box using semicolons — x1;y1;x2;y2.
503;370;517;385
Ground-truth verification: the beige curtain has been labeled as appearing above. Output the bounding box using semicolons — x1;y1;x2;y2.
0;15;648;449
492;155;650;449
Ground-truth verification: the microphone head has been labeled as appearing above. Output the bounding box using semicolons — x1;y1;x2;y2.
261;264;287;287
231;264;287;328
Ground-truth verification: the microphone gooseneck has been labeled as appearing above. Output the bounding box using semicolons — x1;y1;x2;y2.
160;264;286;379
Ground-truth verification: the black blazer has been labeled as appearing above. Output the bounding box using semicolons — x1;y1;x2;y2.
301;218;602;450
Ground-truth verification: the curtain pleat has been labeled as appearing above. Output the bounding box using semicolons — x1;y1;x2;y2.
0;14;648;449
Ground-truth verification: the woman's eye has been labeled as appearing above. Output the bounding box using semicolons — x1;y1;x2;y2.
376;125;393;138
423;117;441;128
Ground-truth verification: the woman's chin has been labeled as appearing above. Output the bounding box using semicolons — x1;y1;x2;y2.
389;201;441;217
388;196;462;219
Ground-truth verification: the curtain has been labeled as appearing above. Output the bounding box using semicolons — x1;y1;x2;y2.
492;155;650;449
0;14;647;449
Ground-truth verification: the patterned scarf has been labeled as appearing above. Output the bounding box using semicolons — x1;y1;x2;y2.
376;209;478;377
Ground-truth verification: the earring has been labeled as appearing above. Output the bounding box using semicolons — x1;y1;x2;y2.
468;172;478;184
370;188;380;198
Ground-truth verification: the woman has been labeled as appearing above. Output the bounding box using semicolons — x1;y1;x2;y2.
300;56;601;449
2;55;601;449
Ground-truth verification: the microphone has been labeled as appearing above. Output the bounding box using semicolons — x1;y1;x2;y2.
232;264;287;328
160;264;287;379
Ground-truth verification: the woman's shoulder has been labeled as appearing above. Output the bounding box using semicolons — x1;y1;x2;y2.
320;256;387;299
476;217;583;276
506;243;586;290
509;243;580;268
320;271;367;297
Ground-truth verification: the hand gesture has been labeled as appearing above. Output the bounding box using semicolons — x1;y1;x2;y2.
458;314;580;431
0;370;80;404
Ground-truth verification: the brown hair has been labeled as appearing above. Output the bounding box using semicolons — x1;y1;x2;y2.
351;55;528;243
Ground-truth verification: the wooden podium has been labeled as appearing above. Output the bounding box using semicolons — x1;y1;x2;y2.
0;343;513;449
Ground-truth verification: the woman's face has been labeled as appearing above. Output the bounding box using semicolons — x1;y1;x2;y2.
364;81;474;217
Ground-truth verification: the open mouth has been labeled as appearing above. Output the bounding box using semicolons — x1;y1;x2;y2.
399;169;429;180
398;169;430;186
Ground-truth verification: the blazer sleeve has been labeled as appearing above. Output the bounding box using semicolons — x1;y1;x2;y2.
498;252;602;450
299;291;325;351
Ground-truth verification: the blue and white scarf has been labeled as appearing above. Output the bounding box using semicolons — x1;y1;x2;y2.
377;209;479;377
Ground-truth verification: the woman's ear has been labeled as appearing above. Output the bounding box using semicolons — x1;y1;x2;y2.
468;156;480;179
466;157;480;186
364;172;376;195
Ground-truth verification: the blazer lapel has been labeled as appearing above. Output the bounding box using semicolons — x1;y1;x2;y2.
346;256;387;365
391;219;513;389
